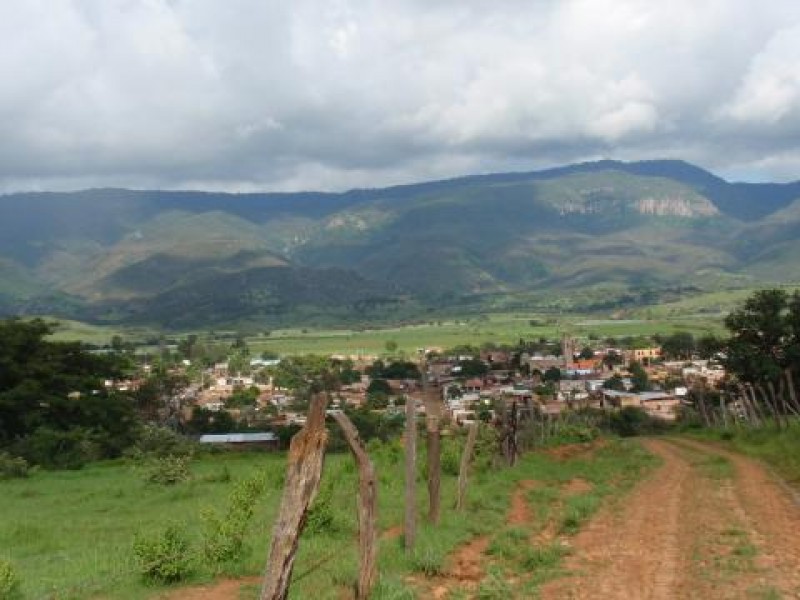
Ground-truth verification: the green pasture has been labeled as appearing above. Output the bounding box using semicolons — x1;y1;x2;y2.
246;313;725;356
0;437;657;599
37;310;727;357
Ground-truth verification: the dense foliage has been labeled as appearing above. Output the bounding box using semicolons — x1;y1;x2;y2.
723;289;800;384
0;318;139;468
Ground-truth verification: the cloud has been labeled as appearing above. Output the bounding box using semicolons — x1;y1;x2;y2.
1;0;800;192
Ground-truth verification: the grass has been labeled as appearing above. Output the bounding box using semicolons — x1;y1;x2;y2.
242;313;723;356
685;420;800;486
36;309;727;356
467;439;660;597
0;436;659;599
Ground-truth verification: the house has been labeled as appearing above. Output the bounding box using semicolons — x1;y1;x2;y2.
463;378;484;393
625;347;662;365
638;392;682;420
601;389;682;420
198;432;280;450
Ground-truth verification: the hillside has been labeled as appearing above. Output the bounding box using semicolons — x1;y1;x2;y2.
1;159;799;327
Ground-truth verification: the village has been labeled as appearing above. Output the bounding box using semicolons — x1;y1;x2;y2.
104;333;728;449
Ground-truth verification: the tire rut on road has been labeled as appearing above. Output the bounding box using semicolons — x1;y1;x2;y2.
676;437;800;597
541;437;800;599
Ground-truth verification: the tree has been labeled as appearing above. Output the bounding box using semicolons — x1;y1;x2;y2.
578;347;595;360
225;385;260;408
603;374;626;391
660;332;695;361
366;379;391;396
628;361;651;392
723;289;798;383
602;351;624;369
384;340;398;354
543;367;561;382
696;334;723;360
0;318;138;466
455;359;488;379
186;408;235;434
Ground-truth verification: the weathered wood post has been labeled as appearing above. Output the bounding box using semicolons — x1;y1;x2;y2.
261;394;329;600
404;393;417;553
786;368;800;415
422;358;441;525
456;422;479;511
331;411;377;600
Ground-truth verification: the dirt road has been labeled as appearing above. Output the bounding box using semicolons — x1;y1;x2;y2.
541;438;800;599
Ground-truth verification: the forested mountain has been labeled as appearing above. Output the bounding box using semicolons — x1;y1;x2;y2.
1;159;799;327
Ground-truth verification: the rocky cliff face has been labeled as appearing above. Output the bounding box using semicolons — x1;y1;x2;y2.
635;196;719;217
555;189;718;218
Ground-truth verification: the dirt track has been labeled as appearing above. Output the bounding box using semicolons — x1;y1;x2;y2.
541;438;800;599
161;439;800;599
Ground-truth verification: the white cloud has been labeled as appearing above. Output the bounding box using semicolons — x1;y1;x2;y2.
1;0;800;192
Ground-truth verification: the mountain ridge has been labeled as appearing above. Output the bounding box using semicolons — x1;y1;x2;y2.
2;159;799;327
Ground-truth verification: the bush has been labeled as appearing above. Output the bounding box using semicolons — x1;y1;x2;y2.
202;475;265;569
0;559;20;599
0;453;29;480
16;427;99;470
144;456;191;485
128;425;195;460
132;523;193;584
609;407;670;437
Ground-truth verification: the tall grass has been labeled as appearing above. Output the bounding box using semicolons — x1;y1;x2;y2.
687;420;800;485
0;437;659;599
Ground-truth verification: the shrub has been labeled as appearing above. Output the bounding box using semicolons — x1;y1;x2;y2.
202;475;265;569
16;427;99;470
0;559;20;599
128;425;195;460
0;453;29;480
144;456;191;485
609;407;670;437
132;523;193;584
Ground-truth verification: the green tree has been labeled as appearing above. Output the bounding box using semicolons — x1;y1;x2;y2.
602;350;624;369
603;374;626;391
456;359;488;379
659;331;695;360
543;366;561;382
0;318;138;466
225;385;260;408
628;361;651;392
723;289;799;383
186;408;235;434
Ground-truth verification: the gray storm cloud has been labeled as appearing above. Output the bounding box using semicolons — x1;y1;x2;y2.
1;0;800;192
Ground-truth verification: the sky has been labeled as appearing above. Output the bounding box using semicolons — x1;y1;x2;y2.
2;0;800;193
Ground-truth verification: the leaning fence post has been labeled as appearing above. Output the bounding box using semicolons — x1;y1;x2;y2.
404;393;417;553
261;393;329;600
456;422;479;511
331;411;378;600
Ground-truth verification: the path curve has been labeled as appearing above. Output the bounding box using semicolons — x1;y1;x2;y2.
541;438;800;599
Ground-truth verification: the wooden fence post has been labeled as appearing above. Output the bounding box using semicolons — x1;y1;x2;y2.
404;394;417;553
422;361;441;526
456;422;479;511
786;368;800;415
261;394;329;600
331;411;378;600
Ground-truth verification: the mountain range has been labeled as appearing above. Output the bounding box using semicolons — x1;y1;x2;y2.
2;159;799;328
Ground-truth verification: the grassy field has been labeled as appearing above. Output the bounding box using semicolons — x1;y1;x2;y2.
33;310;728;357
0;436;658;599
245;313;725;356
